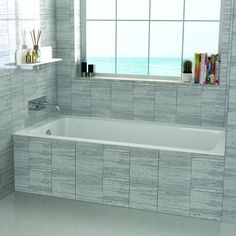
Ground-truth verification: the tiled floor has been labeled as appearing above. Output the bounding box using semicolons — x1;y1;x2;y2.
0;192;236;236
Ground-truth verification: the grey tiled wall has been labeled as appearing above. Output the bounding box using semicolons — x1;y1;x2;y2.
0;0;57;199
223;0;236;224
71;79;227;127
14;135;226;222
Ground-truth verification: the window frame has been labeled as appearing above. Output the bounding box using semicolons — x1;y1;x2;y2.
80;0;223;81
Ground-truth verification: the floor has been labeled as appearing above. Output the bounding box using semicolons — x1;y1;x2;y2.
0;193;236;236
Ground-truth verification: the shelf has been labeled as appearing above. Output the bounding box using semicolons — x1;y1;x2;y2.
19;58;63;70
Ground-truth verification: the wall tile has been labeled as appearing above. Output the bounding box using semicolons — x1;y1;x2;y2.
29;170;52;196
223;195;236;224
103;145;130;207
0;151;14;198
223;154;236;223
225;126;236;156
91;80;111;117
177;86;202;125
76;142;103;203
103;179;129;207
52;140;76;199
111;81;133;120
133;82;155;121
191;191;223;221
158;151;191;216
13;135;29;192
191;154;224;193
103;145;129;182
29;137;52;196
190;154;224;221
29;137;52;173
155;84;177;122
201;87;226;127
72;80;91;116
130;148;158;211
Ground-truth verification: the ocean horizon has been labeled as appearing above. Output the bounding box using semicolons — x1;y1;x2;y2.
87;57;184;77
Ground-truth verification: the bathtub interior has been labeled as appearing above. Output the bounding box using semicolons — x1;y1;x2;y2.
16;116;226;155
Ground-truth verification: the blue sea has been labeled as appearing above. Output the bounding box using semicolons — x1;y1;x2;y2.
87;57;182;77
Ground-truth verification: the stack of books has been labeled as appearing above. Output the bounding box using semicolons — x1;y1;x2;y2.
194;53;220;85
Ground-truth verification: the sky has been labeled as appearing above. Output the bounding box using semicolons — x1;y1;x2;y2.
86;0;221;58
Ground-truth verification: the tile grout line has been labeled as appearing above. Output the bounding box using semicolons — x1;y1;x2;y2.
189;153;193;217
128;147;131;208
101;144;104;204
157;150;160;212
75;141;77;200
51;139;52;196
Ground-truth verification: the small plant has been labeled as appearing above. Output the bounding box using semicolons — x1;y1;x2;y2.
183;60;192;73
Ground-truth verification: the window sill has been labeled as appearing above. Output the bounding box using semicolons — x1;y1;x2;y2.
75;75;221;87
89;76;184;84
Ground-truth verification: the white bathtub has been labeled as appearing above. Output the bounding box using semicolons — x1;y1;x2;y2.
14;116;225;156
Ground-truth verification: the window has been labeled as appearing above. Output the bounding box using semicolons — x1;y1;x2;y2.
82;0;221;78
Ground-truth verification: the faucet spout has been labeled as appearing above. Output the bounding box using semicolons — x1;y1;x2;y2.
45;103;61;113
55;105;61;113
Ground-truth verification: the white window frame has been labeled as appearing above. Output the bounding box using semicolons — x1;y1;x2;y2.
80;0;223;80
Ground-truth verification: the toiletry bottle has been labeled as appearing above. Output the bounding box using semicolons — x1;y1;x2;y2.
36;48;41;63
32;50;37;63
88;64;94;77
81;61;87;77
26;51;32;64
21;49;27;64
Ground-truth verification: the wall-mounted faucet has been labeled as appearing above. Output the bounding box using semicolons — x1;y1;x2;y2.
28;96;60;113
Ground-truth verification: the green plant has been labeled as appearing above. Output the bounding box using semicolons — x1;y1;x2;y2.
183;60;192;73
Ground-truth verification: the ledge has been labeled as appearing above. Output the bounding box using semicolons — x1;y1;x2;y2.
19;58;63;70
74;75;221;87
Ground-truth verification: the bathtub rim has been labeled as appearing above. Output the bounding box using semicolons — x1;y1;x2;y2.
14;115;226;156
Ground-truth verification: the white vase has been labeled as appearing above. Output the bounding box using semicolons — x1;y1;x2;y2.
182;73;192;83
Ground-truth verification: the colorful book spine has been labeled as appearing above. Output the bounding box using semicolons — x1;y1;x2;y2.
206;56;211;84
200;53;207;84
194;53;201;83
215;56;220;85
194;53;201;84
210;55;216;84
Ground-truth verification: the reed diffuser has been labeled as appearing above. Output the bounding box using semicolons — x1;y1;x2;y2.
30;29;41;63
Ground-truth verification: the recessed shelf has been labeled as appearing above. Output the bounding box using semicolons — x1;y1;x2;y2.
19;58;63;70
